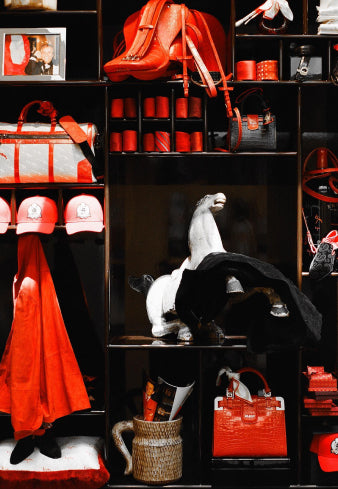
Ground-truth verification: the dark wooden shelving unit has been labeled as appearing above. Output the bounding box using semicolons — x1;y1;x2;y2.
0;0;336;487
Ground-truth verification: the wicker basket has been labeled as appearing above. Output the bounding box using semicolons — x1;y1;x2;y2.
112;415;183;485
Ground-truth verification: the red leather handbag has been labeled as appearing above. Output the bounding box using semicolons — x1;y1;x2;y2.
103;0;233;116
213;367;287;458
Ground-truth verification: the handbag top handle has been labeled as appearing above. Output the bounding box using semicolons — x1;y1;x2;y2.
17;100;58;131
228;367;271;396
235;88;273;125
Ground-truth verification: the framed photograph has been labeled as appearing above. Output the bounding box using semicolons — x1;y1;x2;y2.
0;27;66;81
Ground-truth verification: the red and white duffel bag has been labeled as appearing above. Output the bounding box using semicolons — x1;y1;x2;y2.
0;100;99;183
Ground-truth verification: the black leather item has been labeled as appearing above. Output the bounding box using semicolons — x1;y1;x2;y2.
229;91;277;152
10;436;35;465
35;431;61;459
229;115;276;152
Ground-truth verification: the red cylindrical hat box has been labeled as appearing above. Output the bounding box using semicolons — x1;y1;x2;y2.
175;131;191;152
124;97;137;118
188;97;202;118
176;97;188;118
110;132;123;152
122;130;138;152
236;60;257;80
143;97;156;118
155;131;170;152
256;60;278;80
143;133;155;152
191;132;203;152
155;96;170;118
110;98;124;118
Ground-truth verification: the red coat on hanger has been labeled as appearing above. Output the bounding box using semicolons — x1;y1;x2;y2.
0;234;90;439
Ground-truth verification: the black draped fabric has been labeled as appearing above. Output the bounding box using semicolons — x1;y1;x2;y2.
175;252;322;352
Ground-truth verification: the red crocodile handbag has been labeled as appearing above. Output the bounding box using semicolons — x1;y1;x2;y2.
213;367;287;457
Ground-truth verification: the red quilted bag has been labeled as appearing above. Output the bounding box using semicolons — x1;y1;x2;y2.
213;367;287;457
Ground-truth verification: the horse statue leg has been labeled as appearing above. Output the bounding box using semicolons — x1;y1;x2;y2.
225;285;289;318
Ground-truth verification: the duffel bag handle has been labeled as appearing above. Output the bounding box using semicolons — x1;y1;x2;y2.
229;367;271;396
18;100;58;130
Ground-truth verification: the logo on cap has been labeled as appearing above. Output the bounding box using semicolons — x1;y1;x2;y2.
331;438;338;455
27;203;42;220
76;203;91;219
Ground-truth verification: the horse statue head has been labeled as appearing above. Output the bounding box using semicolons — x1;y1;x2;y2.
188;192;226;269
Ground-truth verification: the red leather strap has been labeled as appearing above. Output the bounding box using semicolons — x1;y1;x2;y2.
236;367;271;394
59;116;88;144
302;208;318;255
184;34;217;98
230;106;242;152
192;10;233;117
302;147;338;203
180;4;189;97
14;143;20;183
122;0;172;60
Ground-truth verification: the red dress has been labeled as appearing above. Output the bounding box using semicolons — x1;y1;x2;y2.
0;234;91;439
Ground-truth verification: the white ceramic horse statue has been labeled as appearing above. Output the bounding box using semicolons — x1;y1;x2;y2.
129;192;289;342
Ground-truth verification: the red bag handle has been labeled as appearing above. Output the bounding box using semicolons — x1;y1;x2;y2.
302;147;338;203
228;367;271;396
17;100;58;131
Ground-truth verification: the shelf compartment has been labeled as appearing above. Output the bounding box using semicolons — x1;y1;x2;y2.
211;456;292;486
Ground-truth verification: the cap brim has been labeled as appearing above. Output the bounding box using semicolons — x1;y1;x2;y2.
0;222;9;234
65;221;104;235
318;455;338;472
16;222;55;235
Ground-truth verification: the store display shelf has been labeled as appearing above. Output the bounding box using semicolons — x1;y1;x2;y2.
0;182;105;190
109;152;298;157
235;34;333;39
0;9;98;14
232;80;333;86
0;80;109;87
108;335;248;349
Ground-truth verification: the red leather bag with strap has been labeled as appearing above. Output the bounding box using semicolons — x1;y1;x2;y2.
213;367;287;457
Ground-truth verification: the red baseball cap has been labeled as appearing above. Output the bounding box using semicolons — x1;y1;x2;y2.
310;433;338;472
64;194;104;235
17;196;58;235
0;197;11;234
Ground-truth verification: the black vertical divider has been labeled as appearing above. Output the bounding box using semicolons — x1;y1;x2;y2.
57;189;63;225
171;87;175;152
303;0;308;34
104;84;111;467
198;349;203;481
137;88;142;153
230;0;236;76
328;41;333;81
297;347;304;485
203;91;208;152
279;39;283;81
97;0;103;80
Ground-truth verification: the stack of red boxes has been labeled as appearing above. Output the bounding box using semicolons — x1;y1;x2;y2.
303;366;338;416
